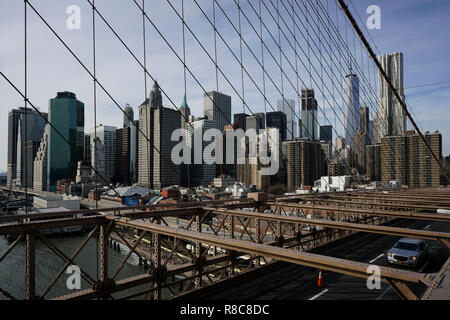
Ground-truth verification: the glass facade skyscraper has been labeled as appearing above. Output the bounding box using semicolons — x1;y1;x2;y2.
301;89;318;140
320;125;333;143
267;111;287;142
47;92;84;191
277;99;297;140
203;91;231;132
342;73;360;149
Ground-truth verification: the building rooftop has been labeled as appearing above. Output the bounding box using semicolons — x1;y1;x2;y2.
107;186;155;198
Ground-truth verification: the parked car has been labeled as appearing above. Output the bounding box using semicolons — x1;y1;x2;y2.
387;238;428;268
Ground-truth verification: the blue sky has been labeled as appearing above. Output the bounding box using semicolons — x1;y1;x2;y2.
352;0;450;143
0;0;449;172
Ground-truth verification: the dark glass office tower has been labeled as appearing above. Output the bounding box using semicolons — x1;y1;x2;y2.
7;107;47;185
320;125;332;142
233;113;248;131
47;92;84;191
267;111;287;141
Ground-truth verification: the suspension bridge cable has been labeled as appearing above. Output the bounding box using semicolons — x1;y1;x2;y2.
337;0;450;183
311;0;429;182
24;0;191;200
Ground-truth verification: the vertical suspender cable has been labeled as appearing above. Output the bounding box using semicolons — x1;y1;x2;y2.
316;0;325;131
237;0;245;114
259;0;267;123
181;0;190;189
142;0;150;192
292;0;300;139
337;0;450;183
276;0;284;124
212;0;219;92
91;0;99;281
24;0;28;215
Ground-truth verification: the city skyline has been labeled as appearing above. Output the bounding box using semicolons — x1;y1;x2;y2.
1;0;450;305
1;0;450;171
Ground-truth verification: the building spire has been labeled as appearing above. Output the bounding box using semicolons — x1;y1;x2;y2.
180;94;189;109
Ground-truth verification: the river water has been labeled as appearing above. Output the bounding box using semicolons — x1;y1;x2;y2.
0;233;162;300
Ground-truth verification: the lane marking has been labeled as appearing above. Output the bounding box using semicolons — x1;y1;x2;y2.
376;286;391;300
425;225;431;229
419;261;430;273
369;253;384;264
309;289;329;300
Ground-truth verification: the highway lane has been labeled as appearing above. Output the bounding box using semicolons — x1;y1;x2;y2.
202;218;449;300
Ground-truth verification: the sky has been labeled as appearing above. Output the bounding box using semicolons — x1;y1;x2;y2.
0;0;449;172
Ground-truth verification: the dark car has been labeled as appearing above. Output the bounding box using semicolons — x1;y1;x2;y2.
387;238;429;268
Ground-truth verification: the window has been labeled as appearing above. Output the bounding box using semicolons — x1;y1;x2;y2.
394;241;419;251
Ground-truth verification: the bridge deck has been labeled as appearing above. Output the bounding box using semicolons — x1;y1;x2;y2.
422;257;450;300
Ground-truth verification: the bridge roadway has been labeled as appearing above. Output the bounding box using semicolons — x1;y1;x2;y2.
183;218;449;300
1;186;449;300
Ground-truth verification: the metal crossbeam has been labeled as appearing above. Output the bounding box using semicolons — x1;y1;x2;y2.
294;197;450;212
109;216;432;286
206;207;450;245
267;202;450;222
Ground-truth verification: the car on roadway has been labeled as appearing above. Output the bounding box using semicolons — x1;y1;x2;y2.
387;238;429;268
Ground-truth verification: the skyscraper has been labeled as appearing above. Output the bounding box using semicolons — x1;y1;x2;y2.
277;99;297;140
369;120;374;143
380;130;442;188
33;124;50;191
186;119;217;186
284;139;325;189
138;81;181;189
356;106;370;174
153;105;181;190
301;89;318;140
91;124;117;182
15;110;47;187
342;73;360;149
47;92;84;191
91;137;106;183
116;127;131;185
233;113;248;131
359;106;370;137
355;133;368;174
266;111;287;142
320;125;333;143
24;141;41;188
366;144;381;182
380;135;407;185
180;94;191;130
375;52;406;142
246;113;266;132
203;91;231;132
84;134;91;163
123;103;134;128
7;107;47;185
116;114;138;185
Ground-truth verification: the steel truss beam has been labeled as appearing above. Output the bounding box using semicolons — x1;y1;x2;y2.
328;195;450;207
205;208;450;248
53;253;237;300
0;199;251;223
267;202;450;222
295;197;450;212
109;217;435;289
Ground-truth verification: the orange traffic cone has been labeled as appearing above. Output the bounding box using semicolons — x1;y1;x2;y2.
317;270;323;288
